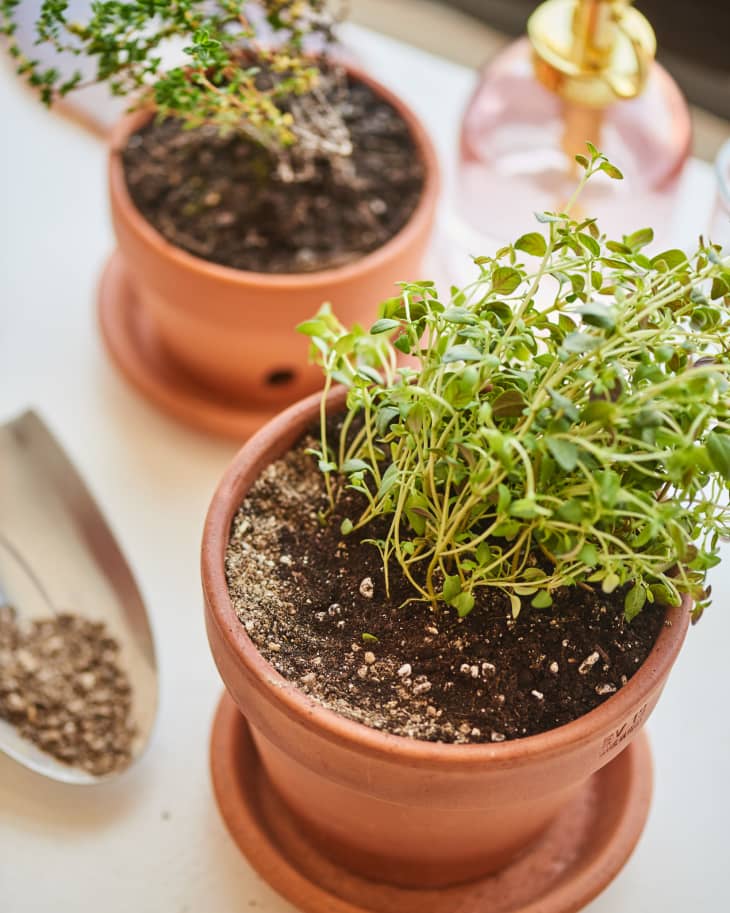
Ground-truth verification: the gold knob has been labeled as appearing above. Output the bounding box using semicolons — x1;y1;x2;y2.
528;0;656;108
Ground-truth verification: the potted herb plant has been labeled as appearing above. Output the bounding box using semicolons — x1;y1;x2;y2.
203;149;729;911
3;1;438;434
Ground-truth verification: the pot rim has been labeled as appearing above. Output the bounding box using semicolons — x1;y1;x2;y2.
202;388;690;769
108;62;440;289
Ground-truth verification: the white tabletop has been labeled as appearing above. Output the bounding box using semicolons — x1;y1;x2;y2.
1;24;728;913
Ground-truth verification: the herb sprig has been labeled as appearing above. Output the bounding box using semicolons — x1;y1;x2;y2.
1;1;346;157
301;148;730;622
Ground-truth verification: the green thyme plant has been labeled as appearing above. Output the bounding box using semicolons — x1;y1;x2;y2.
300;146;730;622
0;1;348;159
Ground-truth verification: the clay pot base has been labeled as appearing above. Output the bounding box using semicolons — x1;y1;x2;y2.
98;252;279;439
210;692;653;913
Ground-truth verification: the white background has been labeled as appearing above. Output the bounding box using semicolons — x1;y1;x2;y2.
1;25;729;913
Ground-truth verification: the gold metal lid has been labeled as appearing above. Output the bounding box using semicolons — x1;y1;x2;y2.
528;0;656;108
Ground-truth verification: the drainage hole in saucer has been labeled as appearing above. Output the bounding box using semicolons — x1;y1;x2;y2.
265;369;296;387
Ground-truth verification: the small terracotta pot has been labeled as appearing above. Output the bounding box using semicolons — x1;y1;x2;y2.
108;69;439;408
202;388;690;889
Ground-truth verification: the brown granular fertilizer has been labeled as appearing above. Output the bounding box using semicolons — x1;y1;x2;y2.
0;605;136;776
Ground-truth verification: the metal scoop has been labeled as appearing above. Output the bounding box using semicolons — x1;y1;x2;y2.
0;411;158;783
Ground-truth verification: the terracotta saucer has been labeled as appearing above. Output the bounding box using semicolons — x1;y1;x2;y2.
210;692;653;913
98;252;279;439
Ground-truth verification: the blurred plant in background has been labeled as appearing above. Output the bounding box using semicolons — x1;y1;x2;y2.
0;1;351;168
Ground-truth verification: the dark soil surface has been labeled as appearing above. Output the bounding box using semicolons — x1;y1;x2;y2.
122;73;425;273
225;427;667;744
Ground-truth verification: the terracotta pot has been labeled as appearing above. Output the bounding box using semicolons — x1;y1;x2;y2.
108;69;439;408
202;388;690;889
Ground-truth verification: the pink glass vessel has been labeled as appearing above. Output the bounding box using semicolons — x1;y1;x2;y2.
454;37;691;250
